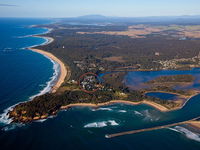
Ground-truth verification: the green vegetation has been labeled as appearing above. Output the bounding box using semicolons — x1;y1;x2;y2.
147;75;195;84
102;72;126;89
38;23;200;79
144;75;195;96
145;86;190;96
8;23;200;123
9;86;179;122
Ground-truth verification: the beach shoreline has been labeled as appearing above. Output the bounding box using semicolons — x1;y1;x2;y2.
6;27;200;129
28;90;200;123
0;27;66;124
60;100;169;112
28;100;169;122
29;47;67;93
32;35;54;46
28;27;68;93
27;27;68;93
28;32;67;93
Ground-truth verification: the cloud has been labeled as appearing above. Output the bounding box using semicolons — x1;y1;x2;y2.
0;4;18;7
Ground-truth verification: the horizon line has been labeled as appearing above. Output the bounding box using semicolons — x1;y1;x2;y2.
1;14;200;19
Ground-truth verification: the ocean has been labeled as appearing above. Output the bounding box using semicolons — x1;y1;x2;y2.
0;18;200;150
0;18;59;123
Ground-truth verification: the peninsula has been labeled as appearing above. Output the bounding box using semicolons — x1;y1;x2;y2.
8;20;200;128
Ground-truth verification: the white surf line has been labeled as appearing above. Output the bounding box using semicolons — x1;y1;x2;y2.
169;126;200;142
0;26;56;125
105;116;200;138
181;92;200;109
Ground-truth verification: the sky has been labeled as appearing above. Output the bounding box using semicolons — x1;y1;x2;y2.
0;0;200;18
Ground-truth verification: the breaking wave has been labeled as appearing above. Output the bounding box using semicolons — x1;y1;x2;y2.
118;110;127;113
0;108;13;124
0;28;59;125
35;119;47;123
1;123;25;132
84;120;119;128
91;107;113;111
0;59;59;125
169;126;200;142
134;111;143;116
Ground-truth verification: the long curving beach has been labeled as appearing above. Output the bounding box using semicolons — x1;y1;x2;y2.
20;28;200;130
29;35;67;93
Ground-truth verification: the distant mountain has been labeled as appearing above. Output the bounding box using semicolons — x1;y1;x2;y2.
61;15;200;25
77;15;108;20
75;14;200;21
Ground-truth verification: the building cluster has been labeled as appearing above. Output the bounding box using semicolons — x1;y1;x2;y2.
159;56;200;70
79;75;104;92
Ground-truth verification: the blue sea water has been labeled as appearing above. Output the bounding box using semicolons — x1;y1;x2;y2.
1;18;200;150
0;18;56;119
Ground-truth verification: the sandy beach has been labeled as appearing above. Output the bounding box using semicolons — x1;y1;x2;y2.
29;47;67;93
26;29;200;128
59;89;200;114
32;36;54;45
61;100;169;112
29;35;67;93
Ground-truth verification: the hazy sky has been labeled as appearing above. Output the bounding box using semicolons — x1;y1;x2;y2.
0;0;200;18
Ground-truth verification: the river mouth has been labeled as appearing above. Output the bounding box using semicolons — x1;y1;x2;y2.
2;69;200;149
99;68;200;130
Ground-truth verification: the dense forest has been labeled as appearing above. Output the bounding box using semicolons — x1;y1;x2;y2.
37;23;200;80
10;86;179;123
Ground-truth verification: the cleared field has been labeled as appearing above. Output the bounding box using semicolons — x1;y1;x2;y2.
77;25;200;39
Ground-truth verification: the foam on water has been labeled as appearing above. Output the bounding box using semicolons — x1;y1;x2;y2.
1;123;25;132
30;58;59;98
91;107;113;111
17;27;51;39
20;27;51;49
118;110;127;113
133;110;143;116
142;110;160;121
108;120;119;126
169;126;200;142
84;121;107;128
0;107;13;124
35;115;56;123
35;119;47;123
0;58;59;125
84;120;119;128
98;108;113;111
0;28;59;125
